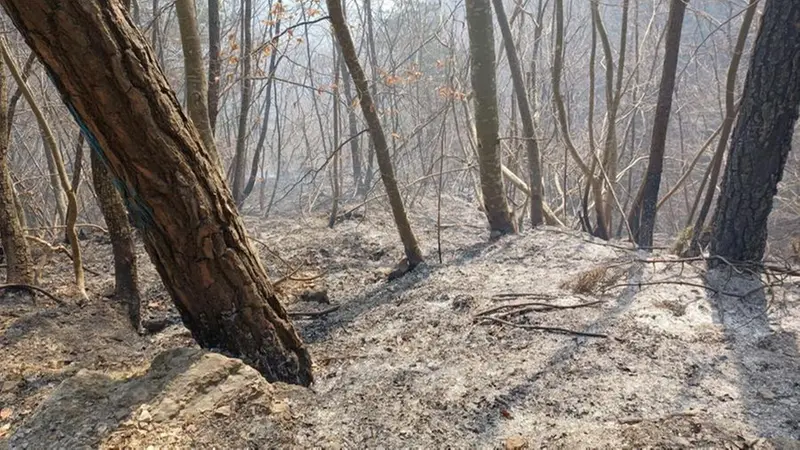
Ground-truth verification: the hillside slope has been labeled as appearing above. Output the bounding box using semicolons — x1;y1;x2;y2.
2;203;799;448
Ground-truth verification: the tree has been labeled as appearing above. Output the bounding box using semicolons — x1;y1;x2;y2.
627;0;688;248
327;0;424;269
491;0;543;227
685;0;757;255
710;0;800;264
92;148;143;330
0;37;87;299
176;0;220;166
207;0;221;132
0;0;313;385
231;0;253;206
0;53;33;285
465;0;514;236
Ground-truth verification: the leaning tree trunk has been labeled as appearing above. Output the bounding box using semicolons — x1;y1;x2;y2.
0;55;33;284
627;0;687;248
465;0;515;236
328;0;424;267
491;0;543;227
710;0;800;265
0;0;312;385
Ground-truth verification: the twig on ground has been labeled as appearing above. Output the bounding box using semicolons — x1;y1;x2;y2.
602;280;776;299
288;304;340;318
476;299;604;317
491;293;556;301
274;266;303;286
478;316;608;338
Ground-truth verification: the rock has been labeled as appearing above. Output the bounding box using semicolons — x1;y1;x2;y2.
300;288;330;304
151;397;181;423
138;409;152;422
504;435;529;450
757;388;776;401
770;437;800;450
669;436;692;448
7;348;308;448
213;405;231;417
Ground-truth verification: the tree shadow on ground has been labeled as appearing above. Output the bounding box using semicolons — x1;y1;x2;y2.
705;269;800;442
297;237;501;344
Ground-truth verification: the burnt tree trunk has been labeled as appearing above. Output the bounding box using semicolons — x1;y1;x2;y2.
328;0;424;267
710;0;800;264
0;56;33;284
0;0;312;385
207;0;221;132
627;0;687;248
491;0;543;227
465;0;515;236
91;149;142;330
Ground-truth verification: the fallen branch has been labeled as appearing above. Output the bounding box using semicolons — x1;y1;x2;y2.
491;293;556;302
0;283;66;306
477;299;604;317
478;316;608;338
288;304;340;318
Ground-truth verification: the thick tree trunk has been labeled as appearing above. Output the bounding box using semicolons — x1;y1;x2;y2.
710;0;800;264
465;0;515;236
0;0;312;385
328;0;424;267
627;0;687;248
491;0;543;227
0;56;33;284
687;0;757;255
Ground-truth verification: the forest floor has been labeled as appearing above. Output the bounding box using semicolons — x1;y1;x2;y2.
1;197;800;449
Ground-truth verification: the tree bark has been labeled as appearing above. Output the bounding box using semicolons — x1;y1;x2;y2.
91;149;142;330
0;0;312;385
0;55;33;284
466;0;515;236
627;0;688;248
687;0;757;255
328;0;424;267
710;0;800;264
491;0;543;227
